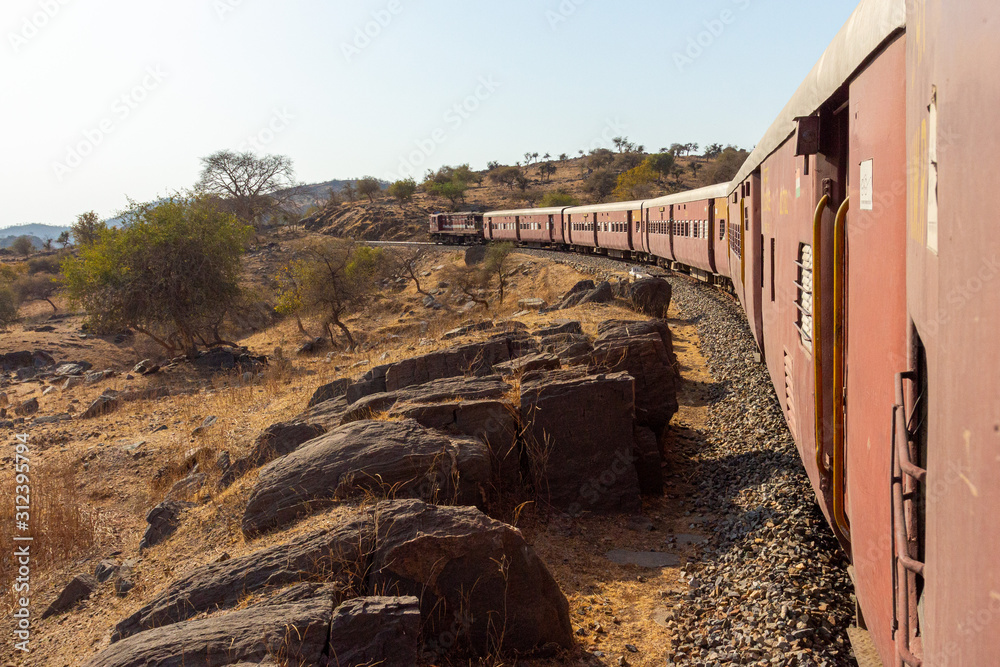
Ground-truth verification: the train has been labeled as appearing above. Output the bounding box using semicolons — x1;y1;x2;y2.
429;1;999;665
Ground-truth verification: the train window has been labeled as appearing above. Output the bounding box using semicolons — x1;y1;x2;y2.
796;243;813;347
719;221;726;241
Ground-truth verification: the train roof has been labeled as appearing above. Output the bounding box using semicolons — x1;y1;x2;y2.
565;200;645;215
431;211;482;216
643;183;732;208
484;206;569;217
731;0;905;187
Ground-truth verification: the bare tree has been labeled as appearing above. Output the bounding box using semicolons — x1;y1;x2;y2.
196;150;297;230
393;247;430;295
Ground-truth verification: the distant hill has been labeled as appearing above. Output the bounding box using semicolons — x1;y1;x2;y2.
279;179;388;216
0;223;71;241
0;234;45;250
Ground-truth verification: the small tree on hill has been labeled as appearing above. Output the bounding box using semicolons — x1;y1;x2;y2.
14;274;59;312
388;178;418;204
584;169;617;202
392;247;430;295
10;236;34;257
72;211;106;247
0;286;17;330
56;230;71;248
539;162;557;182
276;239;387;347
486;242;516;306
646;152;676;181
62;195;252;357
356;176;383;203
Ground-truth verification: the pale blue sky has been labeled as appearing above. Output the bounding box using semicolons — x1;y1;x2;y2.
2;0;861;228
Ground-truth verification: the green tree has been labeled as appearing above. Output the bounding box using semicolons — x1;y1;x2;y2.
10;236;34;257
646;152;676;180
0;285;17;330
539;162;557;182
387;178;418;204
57;230;71;248
276;239;387;347
62;196;252;357
72;211;106;247
586;148;614;173
356;176;383;203
703;143;723;159
490;166;527;192
584;169;617;202
706;146;751;183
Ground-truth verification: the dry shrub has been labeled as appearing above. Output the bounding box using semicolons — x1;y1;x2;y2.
0;456;102;613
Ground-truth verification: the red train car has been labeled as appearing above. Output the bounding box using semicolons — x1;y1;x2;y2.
643;184;730;280
429;212;483;244
483;207;568;246
483;211;519;243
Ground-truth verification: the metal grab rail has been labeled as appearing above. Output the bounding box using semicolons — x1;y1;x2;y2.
832;197;851;544
892;370;925;667
813;194;831;478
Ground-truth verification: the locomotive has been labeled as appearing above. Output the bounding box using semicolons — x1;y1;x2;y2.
429;1;999;664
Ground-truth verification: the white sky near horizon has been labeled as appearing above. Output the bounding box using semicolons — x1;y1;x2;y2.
2;0;861;229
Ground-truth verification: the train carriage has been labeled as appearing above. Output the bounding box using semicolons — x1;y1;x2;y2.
643;183;730;280
562;201;642;254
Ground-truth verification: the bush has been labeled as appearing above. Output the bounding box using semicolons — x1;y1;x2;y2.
584;169;617;202
0;285;18;329
356;176;383;203
540;190;579;207
614;162;659;201
387;178;417;204
10;236;34;256
26;254;63;275
14;273;60;312
276;239;388;347
62;195;252;357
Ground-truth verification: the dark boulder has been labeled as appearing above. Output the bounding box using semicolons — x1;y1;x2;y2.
633;426;664;495
241;420;490;537
327;596;421;666
219;421;327;489
520;369;641;514
368;500;574;655
626;276;672;318
592;319;680;433
383;336;526;392
90;599;331;667
42;574;98;619
139;500;194;551
0;351;33;371
114;516;372;640
340;375;509;424
307;378;351;408
535;321;584;337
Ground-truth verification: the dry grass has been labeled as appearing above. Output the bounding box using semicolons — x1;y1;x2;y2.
0;457;105;615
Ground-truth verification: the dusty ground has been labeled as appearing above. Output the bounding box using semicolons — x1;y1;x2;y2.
0;240;719;667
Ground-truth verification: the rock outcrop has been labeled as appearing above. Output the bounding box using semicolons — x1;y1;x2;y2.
520;369;641;514
242;420;490;537
592;319;680;433
327;596;421;666
114;516;372;641
368;500;574;655
92;599;331;667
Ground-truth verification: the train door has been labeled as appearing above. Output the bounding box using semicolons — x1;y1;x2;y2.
839;37;911;667
626;210;634;252
548;214;555;243
514;216;521;242
668;205;675;261
707;200;717;274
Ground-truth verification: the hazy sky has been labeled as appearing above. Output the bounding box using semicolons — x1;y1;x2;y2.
2;0;862;229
